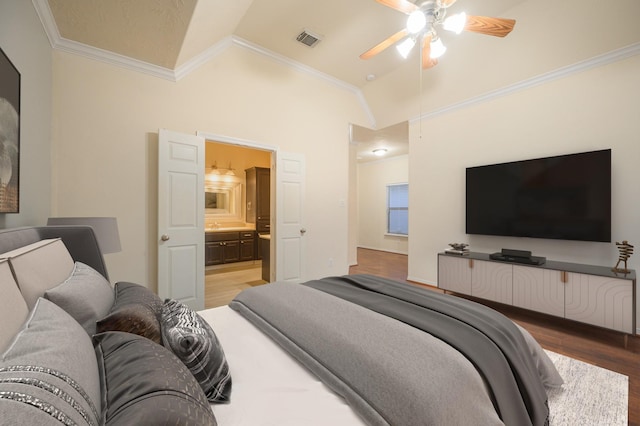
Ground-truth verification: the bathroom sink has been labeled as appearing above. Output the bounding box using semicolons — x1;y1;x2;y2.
206;226;256;232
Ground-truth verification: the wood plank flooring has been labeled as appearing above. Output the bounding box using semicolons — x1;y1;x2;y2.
205;262;266;309
350;247;640;426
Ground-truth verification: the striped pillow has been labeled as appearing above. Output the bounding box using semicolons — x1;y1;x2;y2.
160;299;232;403
0;298;101;426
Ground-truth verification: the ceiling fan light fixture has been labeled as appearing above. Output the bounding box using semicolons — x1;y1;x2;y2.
443;12;467;34
396;37;416;59
407;11;427;34
430;37;447;59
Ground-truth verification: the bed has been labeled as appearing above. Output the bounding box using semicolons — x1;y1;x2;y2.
204;275;563;426
0;226;561;426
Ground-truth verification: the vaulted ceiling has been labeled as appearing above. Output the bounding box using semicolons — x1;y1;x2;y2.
37;0;525;161
36;0;640;161
44;0;524;88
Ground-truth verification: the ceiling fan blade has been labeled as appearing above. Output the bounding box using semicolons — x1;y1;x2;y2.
360;29;409;60
464;16;516;37
375;0;418;15
421;35;438;69
438;0;458;8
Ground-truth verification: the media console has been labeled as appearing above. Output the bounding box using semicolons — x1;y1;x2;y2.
438;252;637;337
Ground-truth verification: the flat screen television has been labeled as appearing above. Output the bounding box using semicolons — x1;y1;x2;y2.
466;149;611;242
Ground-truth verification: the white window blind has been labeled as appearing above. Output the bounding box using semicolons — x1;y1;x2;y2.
387;183;408;235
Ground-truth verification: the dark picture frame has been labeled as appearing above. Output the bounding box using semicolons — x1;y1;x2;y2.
0;46;20;213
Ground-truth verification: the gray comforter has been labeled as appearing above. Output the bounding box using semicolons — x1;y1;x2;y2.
230;275;550;426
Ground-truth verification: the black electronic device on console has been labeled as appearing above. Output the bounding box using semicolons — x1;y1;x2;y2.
489;248;546;265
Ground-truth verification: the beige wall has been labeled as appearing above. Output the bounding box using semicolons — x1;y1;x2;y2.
408;53;640;281
0;1;52;227
357;155;409;255
51;45;369;286
205;141;270;173
407;55;640;328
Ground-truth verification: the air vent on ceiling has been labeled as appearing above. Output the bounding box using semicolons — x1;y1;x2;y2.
296;29;322;48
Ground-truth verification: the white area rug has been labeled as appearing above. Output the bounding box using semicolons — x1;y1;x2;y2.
545;350;628;425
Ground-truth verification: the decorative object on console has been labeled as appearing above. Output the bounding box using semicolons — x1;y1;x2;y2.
612;240;634;274
47;217;121;254
0;46;20;213
445;242;469;255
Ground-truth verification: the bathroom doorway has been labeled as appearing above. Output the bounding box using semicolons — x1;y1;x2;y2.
204;139;273;308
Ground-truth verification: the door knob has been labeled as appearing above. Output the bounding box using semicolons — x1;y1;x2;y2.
161;234;170;241
300;228;306;235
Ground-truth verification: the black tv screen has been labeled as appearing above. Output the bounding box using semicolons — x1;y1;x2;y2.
466;149;611;242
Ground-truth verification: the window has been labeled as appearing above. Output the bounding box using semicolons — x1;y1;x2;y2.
387;183;408;235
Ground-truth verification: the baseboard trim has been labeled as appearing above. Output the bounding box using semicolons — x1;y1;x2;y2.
357;245;408;256
406;275;436;287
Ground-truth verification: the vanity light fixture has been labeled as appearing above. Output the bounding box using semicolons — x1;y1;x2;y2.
210;161;236;176
372;148;388;157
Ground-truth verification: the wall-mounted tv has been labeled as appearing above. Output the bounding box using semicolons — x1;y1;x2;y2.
466;149;611;242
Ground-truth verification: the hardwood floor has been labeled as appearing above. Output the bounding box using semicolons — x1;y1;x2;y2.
350;247;640;426
205;262;266;309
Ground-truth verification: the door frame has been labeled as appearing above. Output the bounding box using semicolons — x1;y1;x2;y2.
196;131;277;277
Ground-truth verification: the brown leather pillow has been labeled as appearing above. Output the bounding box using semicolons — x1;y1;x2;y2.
96;282;163;344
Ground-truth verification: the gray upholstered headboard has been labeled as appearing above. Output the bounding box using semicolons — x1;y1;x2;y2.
0;226;109;280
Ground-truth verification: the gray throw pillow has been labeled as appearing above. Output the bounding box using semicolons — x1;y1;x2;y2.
93;331;218;426
44;262;114;335
161;299;232;403
0;298;101;426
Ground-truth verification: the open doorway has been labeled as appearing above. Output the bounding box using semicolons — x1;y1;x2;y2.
349;121;409;266
204;139;273;308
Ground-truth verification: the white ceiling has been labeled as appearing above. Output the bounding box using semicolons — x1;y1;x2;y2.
45;0;525;87
41;0;525;161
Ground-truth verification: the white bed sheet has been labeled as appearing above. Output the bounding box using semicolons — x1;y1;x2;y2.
199;305;366;426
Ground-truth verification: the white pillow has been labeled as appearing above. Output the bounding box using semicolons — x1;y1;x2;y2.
0;238;75;310
0;259;28;353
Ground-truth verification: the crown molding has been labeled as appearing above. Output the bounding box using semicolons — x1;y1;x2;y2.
31;0;377;127
411;41;640;124
229;36;376;128
32;0;176;80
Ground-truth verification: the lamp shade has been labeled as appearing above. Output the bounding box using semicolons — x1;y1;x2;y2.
47;217;122;254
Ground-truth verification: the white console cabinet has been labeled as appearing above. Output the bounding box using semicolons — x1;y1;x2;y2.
438;253;636;334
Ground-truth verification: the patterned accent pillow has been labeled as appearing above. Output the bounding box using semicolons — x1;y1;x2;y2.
161;299;232;403
96;282;163;344
94;331;218;426
0;298;101;426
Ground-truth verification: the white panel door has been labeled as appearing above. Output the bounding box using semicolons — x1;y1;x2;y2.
158;129;205;310
275;152;305;282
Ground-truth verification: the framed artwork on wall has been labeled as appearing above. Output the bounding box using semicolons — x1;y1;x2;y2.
0;46;20;213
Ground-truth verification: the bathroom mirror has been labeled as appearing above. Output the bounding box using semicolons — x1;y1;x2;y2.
205;179;242;220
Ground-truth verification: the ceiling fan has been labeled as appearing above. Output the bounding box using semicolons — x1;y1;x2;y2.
361;0;516;69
